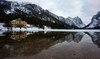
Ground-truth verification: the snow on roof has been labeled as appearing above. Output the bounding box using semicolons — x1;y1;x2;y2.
11;19;27;23
11;20;16;22
23;21;27;23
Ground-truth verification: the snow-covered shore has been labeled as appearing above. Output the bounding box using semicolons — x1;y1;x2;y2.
0;23;100;32
1;27;100;33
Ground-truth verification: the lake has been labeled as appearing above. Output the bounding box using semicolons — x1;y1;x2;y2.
0;30;100;59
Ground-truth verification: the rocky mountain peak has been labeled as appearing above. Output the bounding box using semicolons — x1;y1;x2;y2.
72;16;85;28
67;16;73;20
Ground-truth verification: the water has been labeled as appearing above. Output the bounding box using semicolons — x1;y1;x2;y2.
0;31;100;59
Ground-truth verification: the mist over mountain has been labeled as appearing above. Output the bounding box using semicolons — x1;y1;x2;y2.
0;0;99;29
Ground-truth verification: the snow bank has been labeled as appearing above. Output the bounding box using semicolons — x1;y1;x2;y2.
45;29;100;32
0;23;8;31
12;27;43;32
0;23;100;32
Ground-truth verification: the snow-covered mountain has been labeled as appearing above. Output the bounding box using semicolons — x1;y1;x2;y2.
65;17;73;26
0;0;85;29
73;16;85;28
65;16;85;28
3;1;65;23
85;11;100;29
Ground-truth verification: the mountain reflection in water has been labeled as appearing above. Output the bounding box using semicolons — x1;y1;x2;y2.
0;31;100;59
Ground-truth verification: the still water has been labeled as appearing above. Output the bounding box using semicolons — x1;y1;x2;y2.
0;31;100;59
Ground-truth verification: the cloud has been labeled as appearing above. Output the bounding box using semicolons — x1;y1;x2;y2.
7;0;82;17
80;0;100;24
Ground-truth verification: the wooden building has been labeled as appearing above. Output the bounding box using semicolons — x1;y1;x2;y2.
11;18;27;28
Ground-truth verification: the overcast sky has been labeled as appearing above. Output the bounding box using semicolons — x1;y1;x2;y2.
7;0;100;25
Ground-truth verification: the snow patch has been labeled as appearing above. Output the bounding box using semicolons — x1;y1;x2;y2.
98;17;100;20
87;19;98;28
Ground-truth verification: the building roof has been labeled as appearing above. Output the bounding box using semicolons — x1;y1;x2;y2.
23;21;27;23
11;18;27;23
11;20;17;22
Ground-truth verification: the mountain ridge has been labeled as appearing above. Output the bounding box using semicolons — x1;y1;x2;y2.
0;0;100;29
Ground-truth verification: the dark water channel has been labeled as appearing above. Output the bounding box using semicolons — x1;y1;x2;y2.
0;31;100;59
